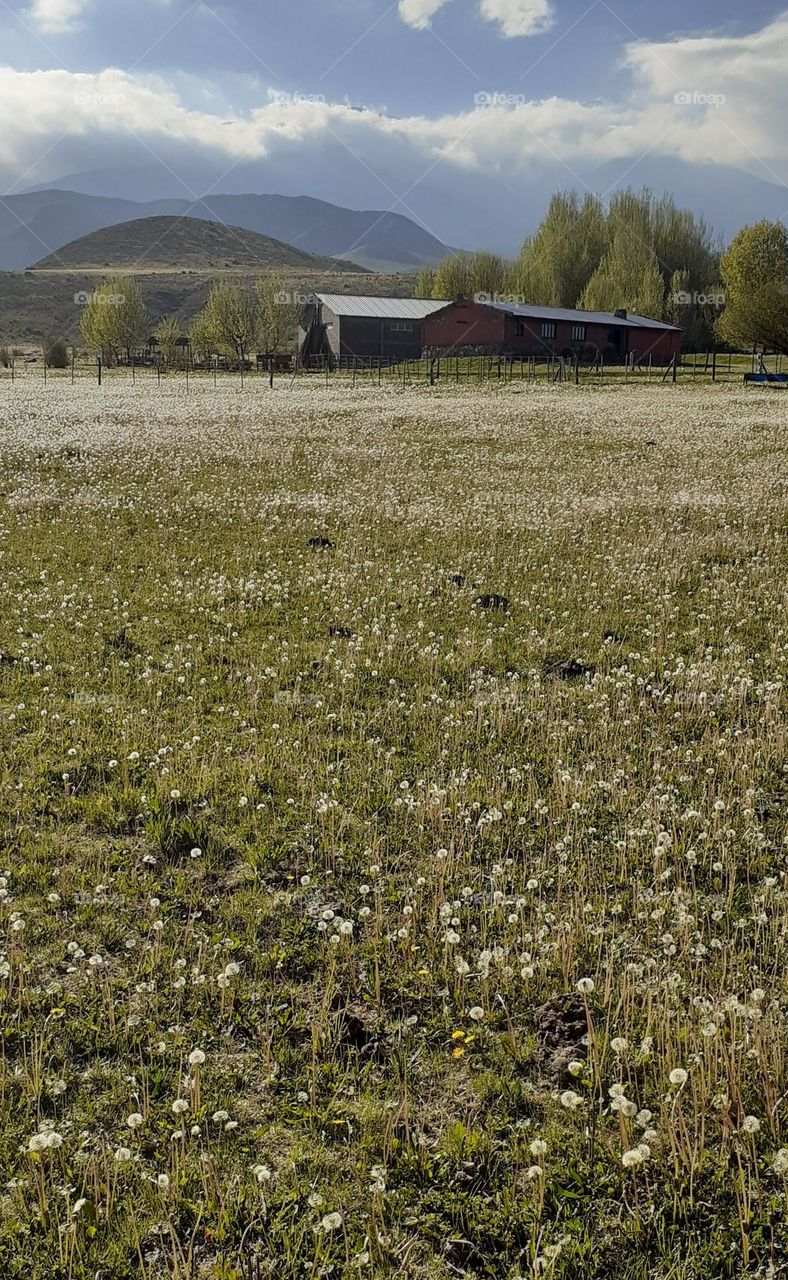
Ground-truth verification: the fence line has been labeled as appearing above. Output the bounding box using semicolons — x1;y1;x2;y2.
0;351;782;391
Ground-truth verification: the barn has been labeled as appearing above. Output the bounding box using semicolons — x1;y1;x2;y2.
299;294;449;364
423;297;682;364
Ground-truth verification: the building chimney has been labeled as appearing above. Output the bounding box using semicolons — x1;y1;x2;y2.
614;308;627;319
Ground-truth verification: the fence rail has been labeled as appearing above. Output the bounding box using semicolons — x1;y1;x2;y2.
0;351;783;390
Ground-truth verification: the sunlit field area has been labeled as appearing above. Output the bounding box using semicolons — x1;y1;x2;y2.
0;379;786;1280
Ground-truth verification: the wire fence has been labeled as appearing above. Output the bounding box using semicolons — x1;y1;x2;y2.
0;350;784;391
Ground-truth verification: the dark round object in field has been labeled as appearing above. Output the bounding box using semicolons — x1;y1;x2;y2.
546;656;594;680
328;625;353;639
450;573;466;587
475;593;509;611
308;536;334;549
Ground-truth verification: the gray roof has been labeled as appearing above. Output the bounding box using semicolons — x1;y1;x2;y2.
479;300;681;332
316;293;450;320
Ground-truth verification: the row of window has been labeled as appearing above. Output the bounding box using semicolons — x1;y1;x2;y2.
389;320;588;339
512;321;587;341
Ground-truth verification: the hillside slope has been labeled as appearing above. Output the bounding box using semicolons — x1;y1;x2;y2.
0;190;452;272
31;216;362;273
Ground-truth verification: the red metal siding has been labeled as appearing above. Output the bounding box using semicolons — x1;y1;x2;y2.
424;300;681;363
423;299;507;353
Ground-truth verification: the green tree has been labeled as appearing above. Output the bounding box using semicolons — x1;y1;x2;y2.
80;276;148;363
431;254;474;299
579;226;665;320
255;276;300;387
414;266;436;297
154;314;183;366
189;312;214;364
511;192;606;306
716;220;788;352
469;250;507;299
200;280;257;365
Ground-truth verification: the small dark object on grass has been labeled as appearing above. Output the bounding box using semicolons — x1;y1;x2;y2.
754;792;785;820
329;625;353;639
535;995;588;1081
450;573;466;587
476;593;509;611
646;440;657;447
604;630;625;645
0;652;17;667
107;629;135;654
547;657;594;680
308;535;334;549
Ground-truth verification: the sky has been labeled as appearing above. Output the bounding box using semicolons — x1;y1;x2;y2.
0;0;787;250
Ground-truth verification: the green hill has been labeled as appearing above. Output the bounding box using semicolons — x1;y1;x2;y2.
31;215;364;273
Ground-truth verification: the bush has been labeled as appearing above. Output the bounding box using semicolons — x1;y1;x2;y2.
45;340;69;369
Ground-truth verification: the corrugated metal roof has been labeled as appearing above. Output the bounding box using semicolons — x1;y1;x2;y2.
480;300;680;332
316;294;450;320
315;294;681;331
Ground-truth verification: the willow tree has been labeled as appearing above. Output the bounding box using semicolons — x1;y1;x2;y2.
199;281;257;365
80;276;148;363
511;192;606;306
716;220;788;352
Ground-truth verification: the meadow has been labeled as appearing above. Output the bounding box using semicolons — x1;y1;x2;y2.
0;377;786;1279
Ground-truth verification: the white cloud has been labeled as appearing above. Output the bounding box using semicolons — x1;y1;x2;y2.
398;0;452;30
26;0;90;33
0;13;785;201
478;0;554;38
399;0;553;35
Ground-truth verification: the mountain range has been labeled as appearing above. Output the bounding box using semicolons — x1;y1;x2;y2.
0;189;453;274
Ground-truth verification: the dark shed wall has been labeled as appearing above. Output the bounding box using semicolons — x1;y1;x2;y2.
339;315;425;360
319;305;426;360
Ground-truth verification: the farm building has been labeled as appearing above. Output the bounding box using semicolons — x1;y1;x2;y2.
423;298;682;364
299;294;449;364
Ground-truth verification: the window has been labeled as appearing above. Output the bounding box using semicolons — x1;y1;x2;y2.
541;321;556;339
390;322;413;332
572;324;586;341
514;321;525;336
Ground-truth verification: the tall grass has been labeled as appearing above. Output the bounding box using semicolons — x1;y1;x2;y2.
0;379;785;1278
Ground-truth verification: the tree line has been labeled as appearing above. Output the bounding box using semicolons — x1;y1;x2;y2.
415;190;788;353
79;274;301;381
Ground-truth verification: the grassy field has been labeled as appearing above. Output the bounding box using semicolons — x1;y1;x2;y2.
0;378;786;1279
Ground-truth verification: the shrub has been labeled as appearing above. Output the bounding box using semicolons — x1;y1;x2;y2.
45;340;69;369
